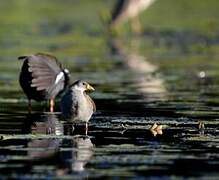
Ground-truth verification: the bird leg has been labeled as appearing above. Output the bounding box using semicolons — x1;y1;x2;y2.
85;122;88;136
50;98;54;112
28;99;32;113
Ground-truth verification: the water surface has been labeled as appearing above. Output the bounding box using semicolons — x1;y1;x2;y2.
0;0;219;179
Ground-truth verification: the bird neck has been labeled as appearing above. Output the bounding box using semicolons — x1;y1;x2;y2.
72;88;86;96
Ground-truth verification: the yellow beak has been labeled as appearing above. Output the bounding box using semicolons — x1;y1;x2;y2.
86;84;95;91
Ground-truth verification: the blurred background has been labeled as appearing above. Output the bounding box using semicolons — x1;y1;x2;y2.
1;0;219;100
0;0;219;179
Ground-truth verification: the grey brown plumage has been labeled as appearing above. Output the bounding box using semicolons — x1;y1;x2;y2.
61;80;95;122
19;53;70;111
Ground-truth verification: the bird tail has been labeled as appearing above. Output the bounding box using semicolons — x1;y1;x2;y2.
18;56;28;60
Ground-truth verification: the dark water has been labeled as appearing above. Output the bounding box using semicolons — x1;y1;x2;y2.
0;0;219;179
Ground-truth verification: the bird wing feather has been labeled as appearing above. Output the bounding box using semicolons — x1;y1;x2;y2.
27;53;63;92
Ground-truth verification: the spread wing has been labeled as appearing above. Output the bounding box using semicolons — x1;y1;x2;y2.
20;53;66;97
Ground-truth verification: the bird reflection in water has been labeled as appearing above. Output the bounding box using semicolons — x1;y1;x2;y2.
59;135;94;174
26;113;63;159
109;38;167;101
24;113;94;176
30;113;63;135
107;37;167;135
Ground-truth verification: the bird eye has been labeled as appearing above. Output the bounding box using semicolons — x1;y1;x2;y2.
82;82;86;85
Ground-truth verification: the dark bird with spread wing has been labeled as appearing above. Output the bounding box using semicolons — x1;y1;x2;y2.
18;53;70;112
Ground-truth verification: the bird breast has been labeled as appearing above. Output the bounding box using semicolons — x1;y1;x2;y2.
62;90;93;122
76;92;93;121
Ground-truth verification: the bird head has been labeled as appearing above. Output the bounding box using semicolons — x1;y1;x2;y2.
71;80;95;92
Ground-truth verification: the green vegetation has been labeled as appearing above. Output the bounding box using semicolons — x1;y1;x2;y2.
0;0;219;100
141;0;219;34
